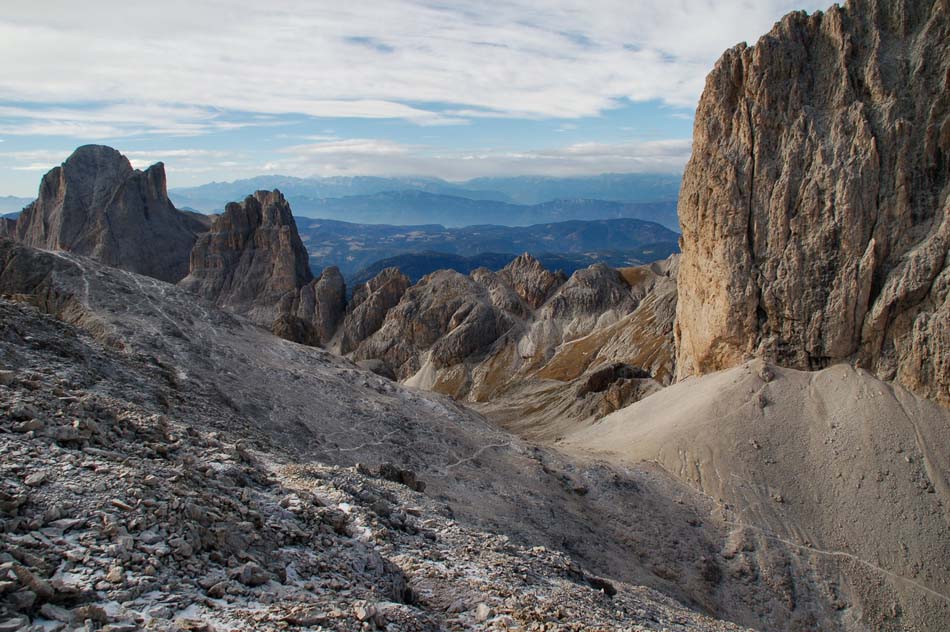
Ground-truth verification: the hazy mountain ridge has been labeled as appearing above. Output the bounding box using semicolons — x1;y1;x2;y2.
347;249;678;288
296;216;680;276
169;172;680;208
0;196;32;214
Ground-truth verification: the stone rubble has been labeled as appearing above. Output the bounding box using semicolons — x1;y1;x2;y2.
0;298;748;631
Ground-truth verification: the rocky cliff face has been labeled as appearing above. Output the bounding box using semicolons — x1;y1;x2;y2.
674;0;950;406
180;190;312;324
12;145;209;283
0;218;15;240
495;252;564;310
341;267;411;354
179;189;345;345
353;269;516;380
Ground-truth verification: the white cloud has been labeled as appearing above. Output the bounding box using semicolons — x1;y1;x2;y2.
275;137;693;180
0;136;693;191
0;147;253;181
0;0;829;130
0;103;289;139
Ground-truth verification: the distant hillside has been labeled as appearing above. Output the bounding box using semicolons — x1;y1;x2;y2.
464;173;680;205
169;173;681;229
296;217;680;275
292;192;678;230
169;175;511;211
0;196;32;215
347;248;678;288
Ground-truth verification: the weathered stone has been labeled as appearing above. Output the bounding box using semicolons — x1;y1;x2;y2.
0;616;29;632
179;190;311;326
496;253;563;309
674;0;950;406
376;463;426;493
474;602;492;623
24;472;46;487
39;603;73;623
341;268;411;354
13;145;209;283
179;190;346;346
11;565;53;601
231;561;270;587
105;565;124;584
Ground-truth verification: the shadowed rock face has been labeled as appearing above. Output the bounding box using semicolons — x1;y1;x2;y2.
180;190;313;324
281;266;347;346
341;267;411;354
674;0;950;405
495;252;564;310
0;218;15;240
178;189;345;346
353;268;517;379
13;145;209;283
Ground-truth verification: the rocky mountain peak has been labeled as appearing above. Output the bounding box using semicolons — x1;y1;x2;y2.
674;0;950;405
179;189;313;323
178;189;346;346
341;267;411;354
12;145;208;283
497;252;563;309
0;218;15;240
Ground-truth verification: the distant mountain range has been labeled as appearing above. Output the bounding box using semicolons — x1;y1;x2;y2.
347;248;677;288
296;216;680;276
0;197;32;215
290;192;678;230
169;173;681;230
170;173;679;206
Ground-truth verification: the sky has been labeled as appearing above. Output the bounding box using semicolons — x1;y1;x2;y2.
0;0;829;196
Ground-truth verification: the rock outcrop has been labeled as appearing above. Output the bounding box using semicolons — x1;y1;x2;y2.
12;145;209;283
495;252;564;310
674;0;950;405
180;190;312;324
288;266;347;345
0;218;15;240
346;254;679;435
178;190;345;345
353;269;516;380
341;267;411;354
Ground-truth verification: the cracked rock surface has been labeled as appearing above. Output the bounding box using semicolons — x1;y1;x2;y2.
675;0;950;405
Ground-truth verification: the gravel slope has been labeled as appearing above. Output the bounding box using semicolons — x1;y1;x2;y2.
565;361;950;630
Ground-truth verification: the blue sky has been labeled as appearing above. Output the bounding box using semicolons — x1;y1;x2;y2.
0;0;829;196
